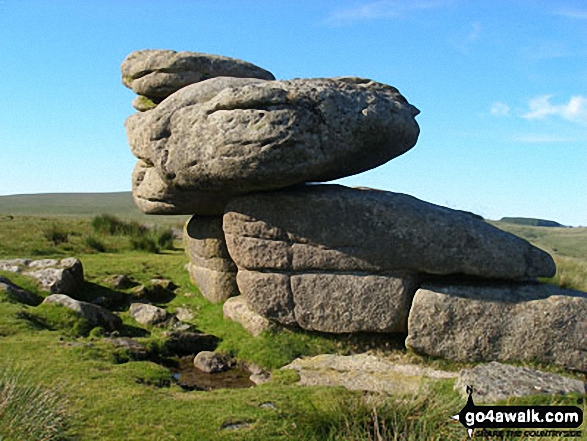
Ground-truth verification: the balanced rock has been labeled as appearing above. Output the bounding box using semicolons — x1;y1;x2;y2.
121;49;275;104
126;77;420;215
406;283;587;372
185;215;238;302
43;294;122;330
454;362;586;403
223;185;554;333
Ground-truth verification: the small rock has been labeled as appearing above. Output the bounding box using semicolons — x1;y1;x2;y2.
104;337;149;361
163;331;219;356
193;351;229;373
130;280;175;303
174;307;194;322
105;274;136;289
129;303;169;326
222;296;269;337
42;294;122;330
248;364;271;385
455;362;586;403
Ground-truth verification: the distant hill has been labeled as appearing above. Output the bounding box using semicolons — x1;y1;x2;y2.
0;192;187;226
499;217;565;228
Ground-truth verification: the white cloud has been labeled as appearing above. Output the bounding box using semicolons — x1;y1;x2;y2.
490;102;510;117
325;0;452;24
522;95;587;125
512;134;579;143
555;8;587;19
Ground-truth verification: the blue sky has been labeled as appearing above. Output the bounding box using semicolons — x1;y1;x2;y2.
0;0;585;225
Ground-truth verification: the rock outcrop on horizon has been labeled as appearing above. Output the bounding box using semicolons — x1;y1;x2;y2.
121;49;586;372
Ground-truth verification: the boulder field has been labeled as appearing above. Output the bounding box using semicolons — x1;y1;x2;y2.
122;49;585;371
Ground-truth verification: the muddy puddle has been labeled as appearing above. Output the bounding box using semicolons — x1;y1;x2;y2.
168;356;255;391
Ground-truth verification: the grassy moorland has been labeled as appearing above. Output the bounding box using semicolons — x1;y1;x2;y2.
0;207;585;440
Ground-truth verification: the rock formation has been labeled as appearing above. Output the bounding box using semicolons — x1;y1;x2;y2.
122;49;586;372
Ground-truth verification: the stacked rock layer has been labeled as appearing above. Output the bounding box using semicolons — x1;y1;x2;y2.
122;49;586;372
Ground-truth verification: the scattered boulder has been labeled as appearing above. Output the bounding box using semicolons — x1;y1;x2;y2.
104;274;136;290
121;49;275;102
129;303;169;326
454;362;586;403
222;296;269;337
406;283;587;372
282;354;456;394
174;307;195;322
193;351;229;373
0;258;84;295
163;331;219;356
185;215;238;302
42;294;122;330
104;337;149;361
247;363;271;385
0;276;42;306
130;279;176;303
126;77;420;215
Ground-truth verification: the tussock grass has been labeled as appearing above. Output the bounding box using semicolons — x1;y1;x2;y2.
0;365;70;440
544;255;587;292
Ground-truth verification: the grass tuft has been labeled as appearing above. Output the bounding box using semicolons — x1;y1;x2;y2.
0;365;70;441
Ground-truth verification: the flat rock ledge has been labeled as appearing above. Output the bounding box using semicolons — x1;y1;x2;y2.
455;362;586;403
282;354;456;394
406;283;587;372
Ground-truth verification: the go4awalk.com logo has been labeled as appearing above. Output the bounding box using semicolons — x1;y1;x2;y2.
452;386;583;439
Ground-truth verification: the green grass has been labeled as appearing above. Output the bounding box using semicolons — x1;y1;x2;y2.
0;211;585;440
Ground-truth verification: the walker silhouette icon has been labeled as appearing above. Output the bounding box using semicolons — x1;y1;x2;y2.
452;385;476;439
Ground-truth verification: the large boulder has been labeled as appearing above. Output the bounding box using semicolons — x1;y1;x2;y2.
126;77;420;215
235;269;419;333
42;294;122;330
222;185;555;333
406;283;587;372
121;49;275;103
185;215;238;303
224;185;554;280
